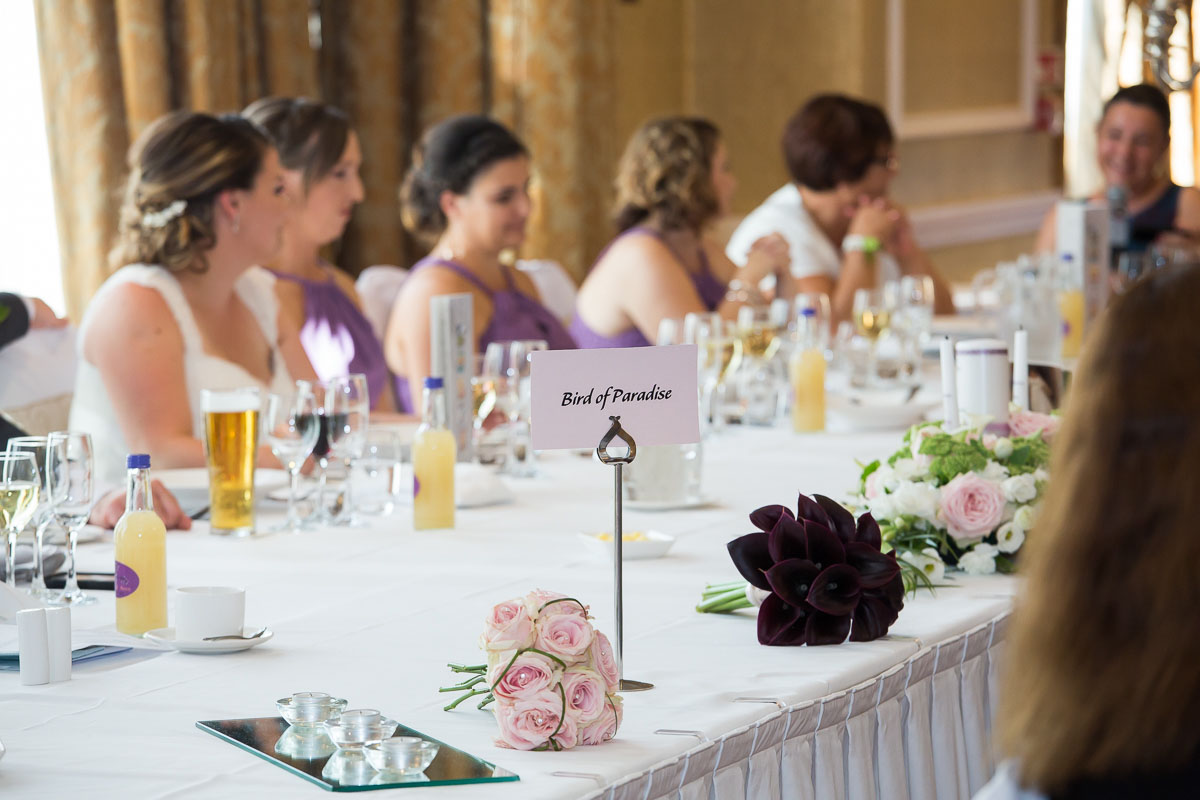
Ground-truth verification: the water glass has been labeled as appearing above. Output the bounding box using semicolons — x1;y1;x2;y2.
356;429;404;516
0;451;39;589
45;432;95;605
325;374;370;525
504;340;546;477
6;437;53;596
264;385;321;533
473;346;510;466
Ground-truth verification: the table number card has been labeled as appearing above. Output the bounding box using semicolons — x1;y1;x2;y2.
530;345;700;450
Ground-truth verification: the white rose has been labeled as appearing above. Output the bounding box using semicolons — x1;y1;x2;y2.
958;544;998;575
867;492;898;521
996;522;1025;553
993;437;1014;459
892;457;927;481
1013;504;1038;531
900;547;945;583
979;461;1009;482
1033;468;1049;483
889;480;941;521
1001;474;1038;504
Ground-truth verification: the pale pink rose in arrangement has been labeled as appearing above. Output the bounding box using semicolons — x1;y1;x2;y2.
864;469;884;500
561;667;608;724
940;473;1006;545
535;613;594;661
589;631;620;691
525;589;587;618
550;707;579;750
579;695;623;746
982;433;998;450
1007;410;1060;440
480;598;536;652
488;651;562;701
494;690;563;750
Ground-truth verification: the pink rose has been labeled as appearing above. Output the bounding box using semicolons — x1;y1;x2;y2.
550;707;579;750
535;613;594;661
494;690;562;750
489;651;561;701
982;433;998;450
1007;410;1060;441
579;694;622;746
480;598;536;652
525;589;587;618
561;667;607;724
940;473;1006;545
864;470;884;500
589;631;619;691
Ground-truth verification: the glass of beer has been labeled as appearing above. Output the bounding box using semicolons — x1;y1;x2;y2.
201;387;260;537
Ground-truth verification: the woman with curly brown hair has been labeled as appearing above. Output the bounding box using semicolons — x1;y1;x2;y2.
976;262;1200;799
570;117;790;348
69;111;315;486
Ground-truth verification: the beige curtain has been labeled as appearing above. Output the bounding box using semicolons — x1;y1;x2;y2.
36;0;616;318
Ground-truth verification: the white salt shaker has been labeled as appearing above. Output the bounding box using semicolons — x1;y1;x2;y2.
955;338;1010;424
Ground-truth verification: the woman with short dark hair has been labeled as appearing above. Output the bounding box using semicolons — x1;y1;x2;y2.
727;94;953;323
1034;83;1200;254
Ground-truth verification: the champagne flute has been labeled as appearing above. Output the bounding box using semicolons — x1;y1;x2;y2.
6;436;53;597
473;345;508;465
504;340;546;477
853;288;891;340
264;386;321;533
0;452;39;589
45;432;95;605
325;373;370;525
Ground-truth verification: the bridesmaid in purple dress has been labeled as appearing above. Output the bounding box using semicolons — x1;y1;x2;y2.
572;117;791;348
244;97;399;412
386;115;575;408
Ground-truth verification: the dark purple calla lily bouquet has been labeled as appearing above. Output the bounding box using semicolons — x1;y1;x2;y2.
699;493;905;646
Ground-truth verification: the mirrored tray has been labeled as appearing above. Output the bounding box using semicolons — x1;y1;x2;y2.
196;716;518;791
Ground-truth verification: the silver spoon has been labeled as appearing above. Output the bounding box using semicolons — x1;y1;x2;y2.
203;627;267;642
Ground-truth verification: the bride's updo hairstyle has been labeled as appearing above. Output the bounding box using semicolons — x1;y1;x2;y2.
399;114;528;243
111;110;269;273
612;116;721;234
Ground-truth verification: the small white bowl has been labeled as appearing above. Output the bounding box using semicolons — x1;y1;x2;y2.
579;530;675;560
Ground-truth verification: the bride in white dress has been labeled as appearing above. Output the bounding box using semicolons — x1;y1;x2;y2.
69;111;316;488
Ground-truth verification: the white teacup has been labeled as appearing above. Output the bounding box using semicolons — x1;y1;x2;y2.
175;586;245;642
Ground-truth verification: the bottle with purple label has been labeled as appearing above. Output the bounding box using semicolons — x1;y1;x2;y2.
114;454;167;635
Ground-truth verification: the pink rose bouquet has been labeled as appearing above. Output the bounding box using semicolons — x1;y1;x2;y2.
441;590;623;751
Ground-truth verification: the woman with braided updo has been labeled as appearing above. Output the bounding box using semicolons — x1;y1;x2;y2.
570;117;791;348
69;110;316;487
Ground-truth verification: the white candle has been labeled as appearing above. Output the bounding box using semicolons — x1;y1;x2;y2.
1012;329;1029;411
940;337;958;427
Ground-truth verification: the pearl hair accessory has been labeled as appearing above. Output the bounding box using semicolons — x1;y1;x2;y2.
142;199;186;229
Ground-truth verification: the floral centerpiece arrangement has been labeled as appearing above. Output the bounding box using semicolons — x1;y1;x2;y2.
698;493;905;646
440;590;622;751
852;407;1058;584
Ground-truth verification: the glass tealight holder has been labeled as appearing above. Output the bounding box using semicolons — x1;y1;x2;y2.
277;692;348;728
274;725;337;761
324;708;398;750
322;748;376;786
364;737;440;776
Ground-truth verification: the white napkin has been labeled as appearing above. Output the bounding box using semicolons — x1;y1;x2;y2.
0;544;66;583
454;463;513;508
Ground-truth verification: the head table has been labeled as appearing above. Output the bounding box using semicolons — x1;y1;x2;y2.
0;424;1014;800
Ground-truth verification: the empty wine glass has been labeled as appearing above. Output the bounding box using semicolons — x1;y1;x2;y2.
264;385;321;533
45;432;95;605
0;451;39;589
6;436;53;598
504;340;546;477
325;374;370;525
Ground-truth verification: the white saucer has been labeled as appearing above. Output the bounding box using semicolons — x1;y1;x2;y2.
624;495;716;512
144;625;273;654
826;396;937;432
579;530;675;560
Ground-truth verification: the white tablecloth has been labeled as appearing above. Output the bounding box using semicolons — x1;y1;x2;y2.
0;426;1016;799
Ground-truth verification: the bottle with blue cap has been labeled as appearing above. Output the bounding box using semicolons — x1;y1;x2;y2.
114;454;167;635
412;376;455;530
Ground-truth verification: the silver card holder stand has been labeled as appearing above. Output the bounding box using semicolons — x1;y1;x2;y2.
596;416;653;692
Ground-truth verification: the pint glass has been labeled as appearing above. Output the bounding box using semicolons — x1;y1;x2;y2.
201;388;260;536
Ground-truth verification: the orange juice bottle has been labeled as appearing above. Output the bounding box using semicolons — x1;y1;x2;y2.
114;454;167;635
789;309;826;432
413;377;456;530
